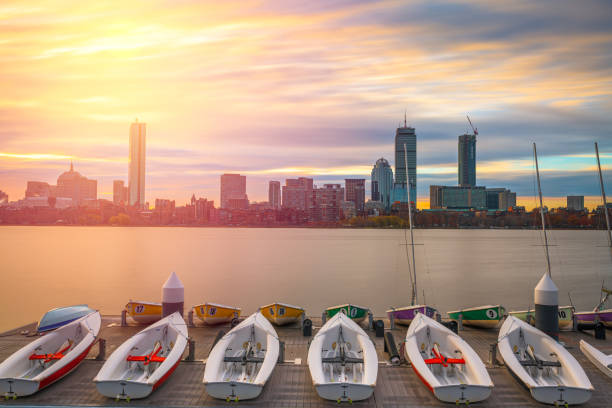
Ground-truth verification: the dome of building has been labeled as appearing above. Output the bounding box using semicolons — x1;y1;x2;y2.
375;158;390;166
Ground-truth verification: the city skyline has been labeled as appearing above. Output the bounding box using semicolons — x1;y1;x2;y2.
0;1;611;208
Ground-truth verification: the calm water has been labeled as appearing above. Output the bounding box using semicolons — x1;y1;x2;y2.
1;226;611;333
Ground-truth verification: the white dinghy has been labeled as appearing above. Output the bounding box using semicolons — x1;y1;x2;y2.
307;312;377;403
498;316;593;406
0;311;100;398
579;340;612;379
94;312;187;400
405;313;493;404
203;312;279;402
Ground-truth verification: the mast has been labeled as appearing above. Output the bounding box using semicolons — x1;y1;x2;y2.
404;143;417;305
533;142;552;277
595;142;611;247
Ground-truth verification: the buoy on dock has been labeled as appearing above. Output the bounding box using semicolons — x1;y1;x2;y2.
535;273;559;340
162;271;184;317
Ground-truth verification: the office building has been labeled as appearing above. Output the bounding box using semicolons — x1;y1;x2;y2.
313;184;344;222
128;120;146;207
486;188;517;211
371;158;394;209
55;162;97;205
430;185;487;210
26;181;51;198
282;177;313;211
567;195;585;211
394;121;417;202
113;180;128;206
458;134;476;187
345;179;365;212
220;174;247;208
268;181;281;209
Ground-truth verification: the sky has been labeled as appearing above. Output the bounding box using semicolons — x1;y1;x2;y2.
1;0;612;209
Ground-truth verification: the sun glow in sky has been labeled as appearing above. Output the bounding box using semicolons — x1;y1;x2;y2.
1;0;612;208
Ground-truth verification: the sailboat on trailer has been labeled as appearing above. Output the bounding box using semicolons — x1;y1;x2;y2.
387;143;436;325
575;142;612;328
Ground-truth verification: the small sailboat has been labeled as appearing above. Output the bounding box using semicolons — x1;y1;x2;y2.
447;305;505;329
203;312;279;401
579;340;612;379
260;302;304;325
193;302;240;325
387;143;436;325
509;305;575;330
37;304;95;332
497;316;593;405
307;312;377;402
325;304;369;324
125;300;162;324
405;313;493;403
575;143;612;328
94;312;187;400
0;311;101;398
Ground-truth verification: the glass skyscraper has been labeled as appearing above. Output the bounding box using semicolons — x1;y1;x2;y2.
128;121;146;207
394;124;416;203
458;133;476;187
371;158;393;209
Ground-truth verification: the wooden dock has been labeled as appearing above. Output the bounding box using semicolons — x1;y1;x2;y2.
0;316;611;407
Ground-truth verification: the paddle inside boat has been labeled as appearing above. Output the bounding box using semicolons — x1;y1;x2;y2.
497;316;593;406
308;312;377;403
0;311;101;398
404;313;493;404
94;312;187;400
203;312;279;401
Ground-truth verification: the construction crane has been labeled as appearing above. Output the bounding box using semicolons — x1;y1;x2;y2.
466;115;478;136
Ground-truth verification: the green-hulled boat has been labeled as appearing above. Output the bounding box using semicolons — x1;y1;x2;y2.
509;305;575;331
325;304;369;323
447;305;505;329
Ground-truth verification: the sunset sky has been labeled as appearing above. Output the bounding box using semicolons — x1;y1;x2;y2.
1;0;611;209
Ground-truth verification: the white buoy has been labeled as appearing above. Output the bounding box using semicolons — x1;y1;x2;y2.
162;272;184;317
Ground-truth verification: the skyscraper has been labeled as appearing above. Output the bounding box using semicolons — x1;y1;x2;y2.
371;158;393;209
220;174;247;208
268;181;281;209
113;180;128;205
458;134;476;187
128;120;146;207
345;179;365;212
394;119;416;202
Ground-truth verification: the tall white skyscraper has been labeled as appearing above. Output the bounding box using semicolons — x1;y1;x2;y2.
129;120;146;207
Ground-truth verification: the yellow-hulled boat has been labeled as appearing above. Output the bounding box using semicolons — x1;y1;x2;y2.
125;300;162;324
260;302;304;325
193;302;241;325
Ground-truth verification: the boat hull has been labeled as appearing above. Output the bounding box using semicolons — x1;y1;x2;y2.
509;305;575;330
315;383;374;402
261;303;304;326
326;305;368;323
204;382;263;400
575;309;612;328
387;305;435;326
434;384;492;404
194;303;240;325
579;340;612;379
530;386;592;406
96;381;153;400
125;302;162;324
447;305;505;329
37;305;95;332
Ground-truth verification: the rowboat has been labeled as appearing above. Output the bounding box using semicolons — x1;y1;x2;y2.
579;340;612;379
405;313;493;404
497;316;593;405
37;304;95;332
307;312;377;402
193;302;240;325
260;302;304;326
387;305;436;326
94;312;187;400
325;304;369;324
203;312;279;401
0;311;100;398
125;300;162;325
447;305;505;329
509;305;575;330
